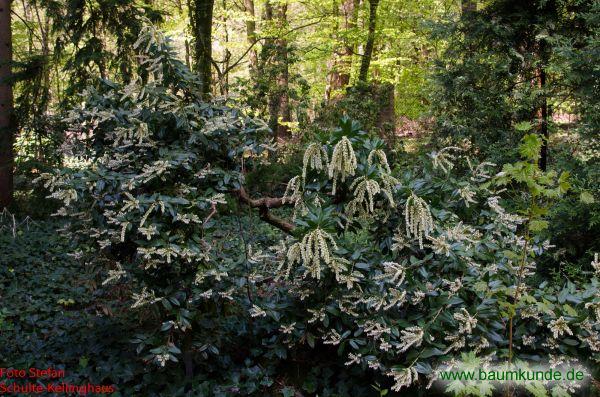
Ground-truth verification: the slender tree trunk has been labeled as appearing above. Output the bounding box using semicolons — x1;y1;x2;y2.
264;0;290;139
185;39;191;68
21;0;32;53
263;0;278;133
0;0;15;208
358;0;379;82
461;0;476;14
325;0;341;101
34;3;50;112
538;67;548;171
192;0;215;97
275;3;290;139
243;0;258;76
219;0;230;95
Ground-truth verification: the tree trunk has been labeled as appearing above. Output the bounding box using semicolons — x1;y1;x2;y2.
358;0;379;82
34;2;50;112
219;0;231;96
0;0;15;208
192;0;215;97
264;1;290;139
538;67;548;171
325;0;358;101
243;0;258;76
275;3;290;139
263;0;277;133
185;39;191;68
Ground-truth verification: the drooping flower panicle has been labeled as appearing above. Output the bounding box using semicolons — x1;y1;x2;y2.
328;136;357;194
404;192;434;249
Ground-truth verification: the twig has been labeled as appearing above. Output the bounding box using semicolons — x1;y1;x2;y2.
202;202;217;228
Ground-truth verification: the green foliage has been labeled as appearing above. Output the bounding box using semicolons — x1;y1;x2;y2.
0;218;144;394
5;4;600;394
313;82;396;138
40;25;271;381
272;121;599;395
540;136;600;278
12;115;66;217
430;0;597;159
35;41;600;390
48;1;162;101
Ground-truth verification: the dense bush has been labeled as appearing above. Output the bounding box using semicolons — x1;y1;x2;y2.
33;25;600;396
429;0;600;292
39;25;272;390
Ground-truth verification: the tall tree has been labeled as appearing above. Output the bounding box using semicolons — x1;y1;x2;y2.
274;3;290;138
0;0;14;208
46;0;156;104
358;0;379;82
325;0;358;101
538;56;549;171
263;0;290;139
431;0;587;165
191;0;215;97
243;0;258;76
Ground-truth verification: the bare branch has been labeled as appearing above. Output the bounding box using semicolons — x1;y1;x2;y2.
235;187;295;234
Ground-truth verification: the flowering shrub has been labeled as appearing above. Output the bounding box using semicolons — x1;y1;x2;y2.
39;25;271;375
269;122;600;395
42;26;600;396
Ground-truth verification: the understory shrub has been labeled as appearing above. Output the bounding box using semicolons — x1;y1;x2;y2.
40;25;600;396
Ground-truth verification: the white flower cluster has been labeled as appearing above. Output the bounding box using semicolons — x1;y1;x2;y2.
467;158;496;182
249;304;267;318
397;326;424;352
591;253;600;275
390;228;410;252
328;136;357;194
457;185;477;207
454;308;477;334
49;189;78;207
302;143;329;181
280;322;296;334
487;196;524;231
446;222;480;245
375;261;406;286
388;367;418;391
131;287;160;309
404;192;434;249
548;316;573;339
585;301;600;322
428;235;452;257
429;146;461;173
346;176;395;217
367;149;391;173
156;352;170;367
102;262;127;285
322;329;343;345
283;175;303;208
442;308;477;352
287;228;349;280
345;353;362;366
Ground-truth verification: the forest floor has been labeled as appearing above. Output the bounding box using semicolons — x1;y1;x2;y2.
0;218;143;392
0;212;286;394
